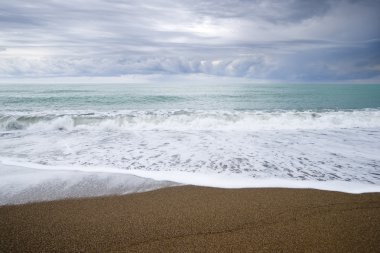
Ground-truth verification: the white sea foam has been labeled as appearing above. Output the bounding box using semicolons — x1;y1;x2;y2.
0;162;178;205
0;160;379;199
1;109;380;131
1;109;379;203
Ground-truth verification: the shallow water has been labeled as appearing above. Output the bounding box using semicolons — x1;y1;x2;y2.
1;83;380;194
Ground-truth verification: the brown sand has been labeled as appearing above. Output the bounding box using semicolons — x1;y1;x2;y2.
1;186;380;252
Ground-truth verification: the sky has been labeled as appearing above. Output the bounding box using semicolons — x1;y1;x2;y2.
0;0;380;83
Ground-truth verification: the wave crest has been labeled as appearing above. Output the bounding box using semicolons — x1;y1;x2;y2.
1;109;380;131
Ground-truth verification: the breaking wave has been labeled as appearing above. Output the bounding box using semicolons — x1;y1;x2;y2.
1;109;380;131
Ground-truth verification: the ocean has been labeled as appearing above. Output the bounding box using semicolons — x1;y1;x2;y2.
1;83;380;202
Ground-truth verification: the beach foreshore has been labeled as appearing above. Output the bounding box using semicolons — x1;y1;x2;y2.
1;186;379;252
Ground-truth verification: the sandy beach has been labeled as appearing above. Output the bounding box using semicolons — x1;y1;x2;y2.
1;186;379;252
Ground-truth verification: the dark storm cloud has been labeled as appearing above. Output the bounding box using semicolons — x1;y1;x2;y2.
270;40;380;81
0;0;379;82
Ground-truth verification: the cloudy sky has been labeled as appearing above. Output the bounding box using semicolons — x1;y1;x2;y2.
1;0;379;83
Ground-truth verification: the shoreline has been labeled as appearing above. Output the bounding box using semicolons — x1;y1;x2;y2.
1;186;380;252
2;162;380;206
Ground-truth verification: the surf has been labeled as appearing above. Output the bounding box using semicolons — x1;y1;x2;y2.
1;109;380;131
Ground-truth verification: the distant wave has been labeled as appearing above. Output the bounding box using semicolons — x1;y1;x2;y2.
1;109;380;131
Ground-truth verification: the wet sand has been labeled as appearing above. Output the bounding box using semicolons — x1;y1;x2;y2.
1;186;380;252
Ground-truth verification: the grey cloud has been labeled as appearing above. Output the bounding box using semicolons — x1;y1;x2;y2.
0;54;273;78
269;40;380;81
185;0;333;23
0;0;379;81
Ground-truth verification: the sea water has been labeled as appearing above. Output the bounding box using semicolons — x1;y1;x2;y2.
1;83;380;200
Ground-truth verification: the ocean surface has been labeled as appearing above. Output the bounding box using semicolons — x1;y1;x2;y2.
1;83;380;201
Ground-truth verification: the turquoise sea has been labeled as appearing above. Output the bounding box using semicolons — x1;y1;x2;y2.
1;83;380;111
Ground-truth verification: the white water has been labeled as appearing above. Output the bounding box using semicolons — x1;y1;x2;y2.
1;109;380;204
1;109;380;131
0;160;379;205
0;162;178;205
